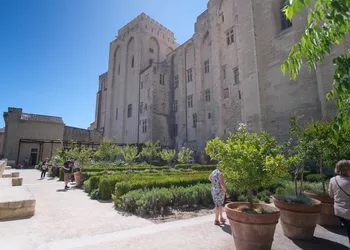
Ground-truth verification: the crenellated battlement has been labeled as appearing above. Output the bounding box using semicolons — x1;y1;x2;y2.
116;13;177;45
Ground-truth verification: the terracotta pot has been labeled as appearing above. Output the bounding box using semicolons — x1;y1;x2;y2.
304;192;341;227
272;197;321;240
73;172;83;185
225;202;280;250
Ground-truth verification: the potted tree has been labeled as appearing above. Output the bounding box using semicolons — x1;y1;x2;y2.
273;116;322;240
74;146;93;186
299;120;341;227
160;149;176;167
206;124;288;250
122;145;139;171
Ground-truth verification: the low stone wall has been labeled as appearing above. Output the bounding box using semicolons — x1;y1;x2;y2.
0;160;6;177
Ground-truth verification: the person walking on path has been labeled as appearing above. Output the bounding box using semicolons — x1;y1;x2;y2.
52;157;58;178
329;159;350;246
40;158;49;179
209;168;229;225
62;158;74;189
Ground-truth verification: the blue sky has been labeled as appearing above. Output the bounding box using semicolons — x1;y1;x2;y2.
0;0;206;128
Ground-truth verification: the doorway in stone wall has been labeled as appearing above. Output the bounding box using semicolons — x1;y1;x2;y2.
30;148;38;166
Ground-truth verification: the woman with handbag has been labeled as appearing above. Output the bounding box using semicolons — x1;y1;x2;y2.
329;159;350;246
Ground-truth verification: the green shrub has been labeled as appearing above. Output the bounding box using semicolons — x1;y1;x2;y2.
306;174;328;183
114;174;209;200
174;164;193;169
191;165;217;171
303;181;329;195
83;179;91;193
90;189;100;200
274;193;315;205
99;178;119;200
89;175;101;193
114;184;212;215
82;165;168;172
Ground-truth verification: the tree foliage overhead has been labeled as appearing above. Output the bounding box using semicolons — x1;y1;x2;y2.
281;0;350;139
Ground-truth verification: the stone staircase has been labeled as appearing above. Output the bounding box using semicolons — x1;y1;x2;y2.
0;159;36;220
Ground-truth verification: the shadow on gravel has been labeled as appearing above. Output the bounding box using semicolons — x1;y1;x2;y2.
56;189;67;192
218;223;232;235
292;237;348;250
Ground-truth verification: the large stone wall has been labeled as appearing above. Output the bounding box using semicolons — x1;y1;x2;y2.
63;126;103;143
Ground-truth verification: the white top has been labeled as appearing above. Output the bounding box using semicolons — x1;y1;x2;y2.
329;176;350;220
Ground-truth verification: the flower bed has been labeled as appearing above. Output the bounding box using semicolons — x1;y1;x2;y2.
114;183;212;215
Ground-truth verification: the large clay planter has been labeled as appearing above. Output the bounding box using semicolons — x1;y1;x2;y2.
272;197;321;240
304;192;341;227
73;172;83;185
225;202;280;250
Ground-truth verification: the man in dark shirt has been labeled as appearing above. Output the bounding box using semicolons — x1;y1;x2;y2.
63;158;74;189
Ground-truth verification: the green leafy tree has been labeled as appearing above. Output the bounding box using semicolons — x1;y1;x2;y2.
140;141;160;163
281;0;350;141
94;138;120;161
122;145;139;166
177;147;193;164
160;149;176;167
206;123;288;210
76;147;93;171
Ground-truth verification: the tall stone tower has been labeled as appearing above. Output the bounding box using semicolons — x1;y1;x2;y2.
104;13;178;144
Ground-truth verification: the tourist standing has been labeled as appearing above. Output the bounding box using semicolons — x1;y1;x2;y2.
62;158;74;189
329;159;350;245
52;157;58;178
208;167;229;225
41;158;49;179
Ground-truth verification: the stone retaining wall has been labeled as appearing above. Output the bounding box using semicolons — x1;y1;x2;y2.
0;160;6;177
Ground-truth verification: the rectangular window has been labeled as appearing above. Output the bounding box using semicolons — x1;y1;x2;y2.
142;119;147;134
140;81;143;89
187;95;193;108
173;124;178;136
234;67;240;84
239;90;242;100
127;104;132;118
192;113;197;128
224;88;229;99
186;68;193;82
139;102;143;114
205;89;210;102
149;48;154;53
172;100;178;112
145;103;148;111
204;60;210;73
226;27;234;45
160;73;165;85
174;74;179;88
222;65;226;80
208;113;212;119
116;108;118;120
118;64;120;75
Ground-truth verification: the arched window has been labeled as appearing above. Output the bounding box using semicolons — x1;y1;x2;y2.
131;56;135;68
280;1;292;31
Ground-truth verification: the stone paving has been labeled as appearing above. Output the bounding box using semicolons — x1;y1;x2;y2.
0;170;349;250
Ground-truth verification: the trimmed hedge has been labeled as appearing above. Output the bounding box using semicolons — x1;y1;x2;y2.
306;174;329;183
114;174;210;200
114;183;212;215
83;165;169;172
175;164;217;171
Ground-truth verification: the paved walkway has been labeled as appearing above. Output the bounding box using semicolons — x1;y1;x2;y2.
0;170;349;250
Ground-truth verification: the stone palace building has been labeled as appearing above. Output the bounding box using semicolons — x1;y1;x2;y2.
91;0;346;152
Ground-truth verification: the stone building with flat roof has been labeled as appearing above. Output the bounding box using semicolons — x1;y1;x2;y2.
3;107;102;166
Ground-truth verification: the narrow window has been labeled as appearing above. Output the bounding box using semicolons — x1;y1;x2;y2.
222;65;226;80
142;120;147;134
226;27;234;45
131;56;134;68
140;81;143;89
204;60;210;73
238;90;242;100
224;88;229;99
173;100;178;112
149;48;154;53
187;95;193;108
186;68;193;82
115;108;118;120
234;67;240;84
118;64;121;75
174;74;179;88
140;102;143;114
160;73;165;85
205;89;210;102
280;1;292;31
145;103;148;111
208;113;212;119
127;104;132;118
192;113;197;128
